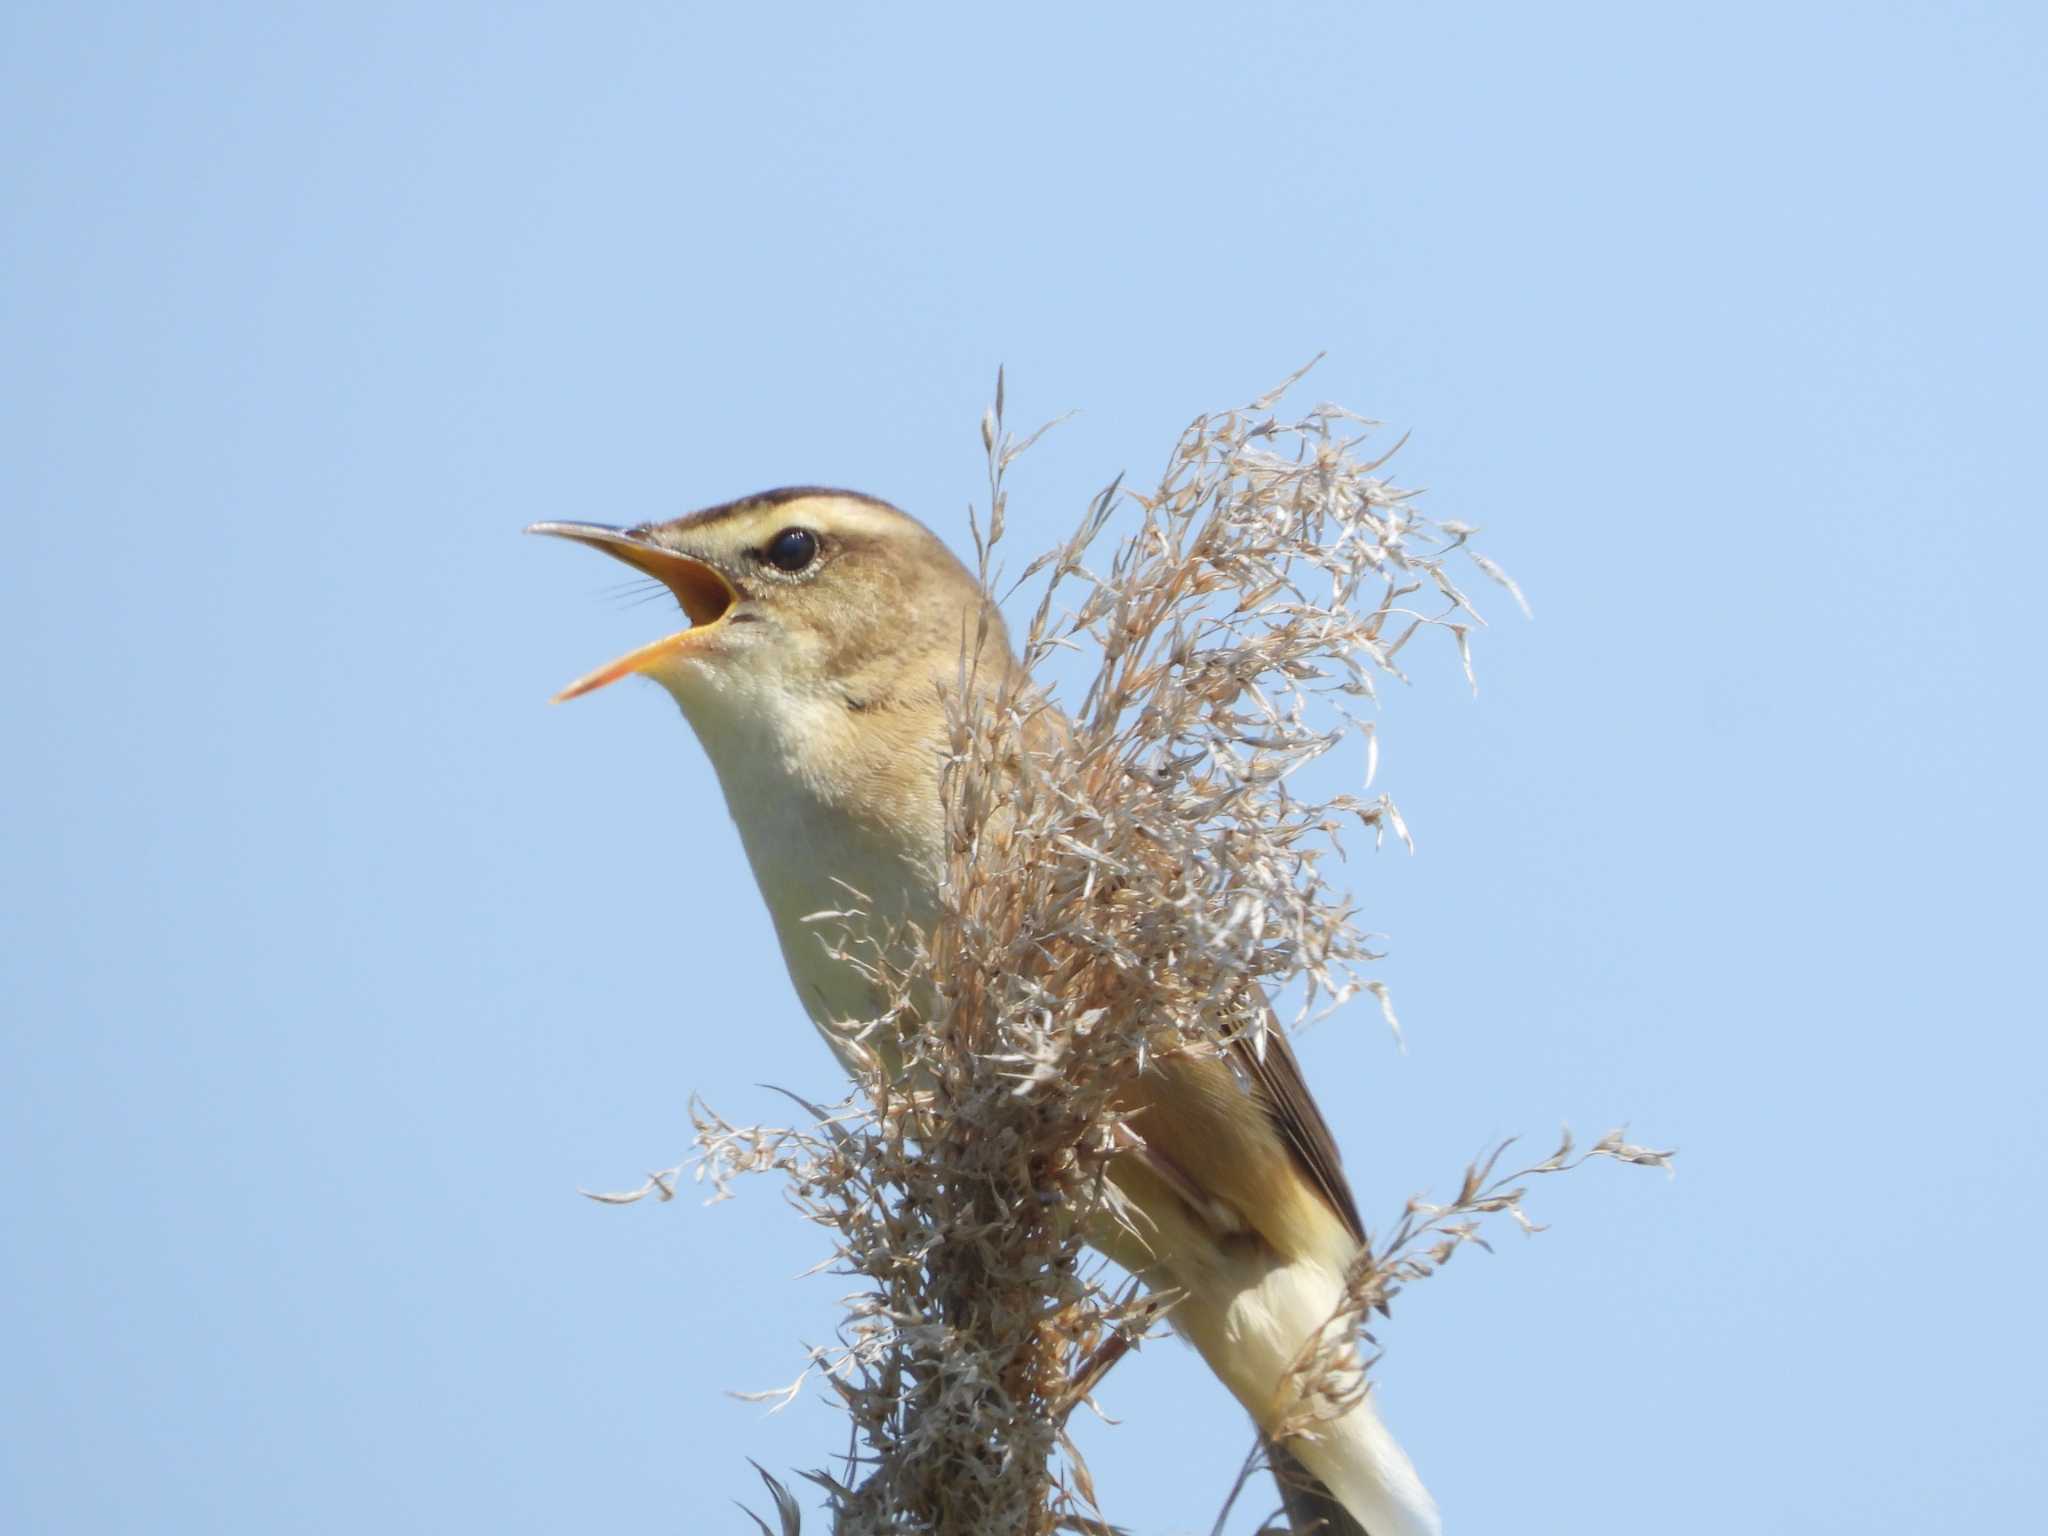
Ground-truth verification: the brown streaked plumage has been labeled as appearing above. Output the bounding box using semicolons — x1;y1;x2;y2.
529;490;1437;1536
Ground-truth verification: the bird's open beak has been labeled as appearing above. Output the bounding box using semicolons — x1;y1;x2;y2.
526;521;741;702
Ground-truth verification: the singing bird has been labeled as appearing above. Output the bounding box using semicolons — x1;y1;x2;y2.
530;489;1439;1536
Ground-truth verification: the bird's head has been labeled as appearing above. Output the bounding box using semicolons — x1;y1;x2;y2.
529;488;1008;721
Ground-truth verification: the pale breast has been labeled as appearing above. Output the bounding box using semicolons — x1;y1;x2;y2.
678;679;945;1074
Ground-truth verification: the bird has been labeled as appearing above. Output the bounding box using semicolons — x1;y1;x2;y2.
529;488;1439;1536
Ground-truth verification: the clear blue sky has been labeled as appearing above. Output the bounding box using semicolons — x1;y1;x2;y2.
4;4;2042;1532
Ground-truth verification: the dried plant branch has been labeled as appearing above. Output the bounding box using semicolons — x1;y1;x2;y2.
592;365;1665;1533
1274;1129;1674;1443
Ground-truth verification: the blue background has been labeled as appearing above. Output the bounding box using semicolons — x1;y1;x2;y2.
5;4;2043;1531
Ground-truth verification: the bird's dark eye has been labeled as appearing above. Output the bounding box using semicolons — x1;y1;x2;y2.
764;526;818;573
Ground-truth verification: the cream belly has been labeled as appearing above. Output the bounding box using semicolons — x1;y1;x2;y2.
671;675;942;1074
736;798;936;1074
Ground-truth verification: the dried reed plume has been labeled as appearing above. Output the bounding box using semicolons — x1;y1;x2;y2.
598;365;1670;1533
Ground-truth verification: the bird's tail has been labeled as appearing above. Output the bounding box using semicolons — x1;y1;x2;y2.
1173;1250;1440;1536
1267;1438;1373;1536
1279;1385;1439;1536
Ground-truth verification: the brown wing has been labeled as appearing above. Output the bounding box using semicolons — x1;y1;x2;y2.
1230;1002;1365;1243
1029;722;1366;1248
